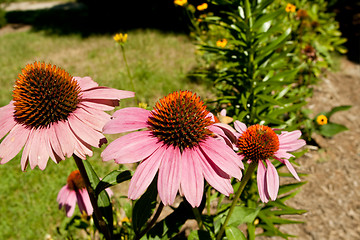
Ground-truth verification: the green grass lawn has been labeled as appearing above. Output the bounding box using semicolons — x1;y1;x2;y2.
0;28;211;239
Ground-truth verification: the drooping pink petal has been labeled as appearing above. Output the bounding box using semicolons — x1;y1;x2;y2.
265;159;279;201
65;190;77;217
77;188;93;216
73;107;110;132
276;158;300;181
212;123;238;143
0;103;16;140
220;109;227;116
234;120;247;134
257;160;269;203
68;115;105;148
200;137;243;177
158;146;182;206
36;128;51;170
46;125;65;162
208;125;235;148
81;87;134;100
181;148;204;207
53;121;76;158
73;136;93;159
28;129;50;170
57;185;70;208
101;131;159;163
0;124;31;164
21;128;35;171
81;99;120;111
74;76;98;90
278;130;306;152
103;107;150;134
128;147;165;200
196;147;233;196
274;151;294;160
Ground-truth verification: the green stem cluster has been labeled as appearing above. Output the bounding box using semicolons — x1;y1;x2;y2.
216;161;257;240
73;154;112;240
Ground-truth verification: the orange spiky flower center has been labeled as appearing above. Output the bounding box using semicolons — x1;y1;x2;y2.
67;170;86;190
12;62;81;129
237;125;279;162
147;91;213;151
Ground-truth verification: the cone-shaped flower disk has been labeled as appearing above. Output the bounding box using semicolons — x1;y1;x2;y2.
0;62;134;170
102;91;243;207
57;170;113;217
234;121;306;203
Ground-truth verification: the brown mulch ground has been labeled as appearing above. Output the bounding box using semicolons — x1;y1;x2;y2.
273;58;360;240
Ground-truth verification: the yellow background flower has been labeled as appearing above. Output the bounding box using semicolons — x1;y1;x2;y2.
316;115;328;125
285;3;296;12
197;3;208;11
216;39;227;48
113;33;128;44
174;0;187;6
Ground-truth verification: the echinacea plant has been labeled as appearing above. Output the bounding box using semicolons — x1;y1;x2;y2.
102;90;243;208
0;62;134;170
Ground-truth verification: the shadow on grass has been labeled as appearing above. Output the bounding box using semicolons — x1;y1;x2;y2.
5;0;190;37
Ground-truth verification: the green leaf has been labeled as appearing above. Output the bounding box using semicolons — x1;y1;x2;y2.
225;226;246;240
278;182;307;195
83;160;113;235
319;123;348;137
255;27;291;65
257;94;284;106
132;178;158;234
252;9;284;30
327;105;351;118
95;170;131;195
227;206;261;227
188;230;212;240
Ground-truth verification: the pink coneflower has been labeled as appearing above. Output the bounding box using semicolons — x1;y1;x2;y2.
57;170;113;217
101;91;243;207
0;62;134;171
234;121;306;203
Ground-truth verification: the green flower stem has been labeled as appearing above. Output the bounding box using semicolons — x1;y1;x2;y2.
216;161;257;240
134;202;164;240
206;187;211;215
120;45;138;104
192;207;204;230
73;154;111;240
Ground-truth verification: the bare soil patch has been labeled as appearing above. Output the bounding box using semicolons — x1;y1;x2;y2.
271;58;360;239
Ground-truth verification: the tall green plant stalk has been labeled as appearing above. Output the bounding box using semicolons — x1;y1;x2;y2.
120;45;138;104
216;161;257;240
73;154;111;240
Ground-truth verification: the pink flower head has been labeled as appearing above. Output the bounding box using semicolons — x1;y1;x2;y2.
57;170;113;217
101;91;243;207
234;121;306;203
0;62;134;171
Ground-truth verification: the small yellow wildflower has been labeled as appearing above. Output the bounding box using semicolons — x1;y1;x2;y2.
216;38;228;48
113;33;128;44
138;102;148;109
174;0;187;6
316;115;328;125
197;3;208;11
285;3;296;13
